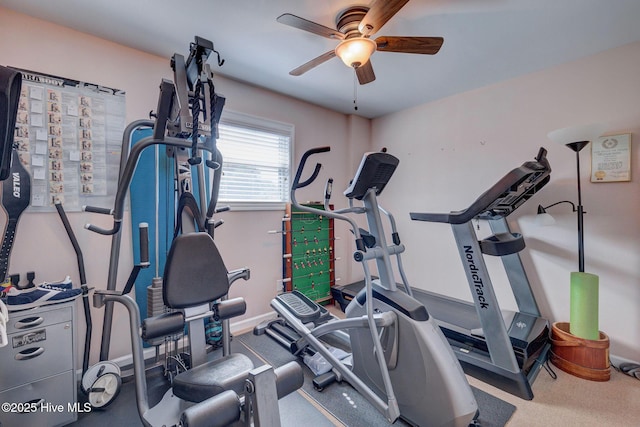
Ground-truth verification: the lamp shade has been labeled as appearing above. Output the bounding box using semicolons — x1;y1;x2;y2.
547;123;607;147
535;212;556;226
335;37;377;68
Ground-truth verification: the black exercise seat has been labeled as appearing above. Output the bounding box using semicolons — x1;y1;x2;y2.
172;353;253;403
159;232;254;403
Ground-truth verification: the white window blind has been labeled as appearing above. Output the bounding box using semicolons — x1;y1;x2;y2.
216;111;293;210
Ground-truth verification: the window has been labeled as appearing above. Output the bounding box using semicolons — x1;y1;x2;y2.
215;111;293;210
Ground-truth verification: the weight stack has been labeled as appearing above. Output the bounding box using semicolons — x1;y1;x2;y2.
147;277;166;317
145;276;184;347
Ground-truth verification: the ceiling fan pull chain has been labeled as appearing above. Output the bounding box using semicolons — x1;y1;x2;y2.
353;69;358;111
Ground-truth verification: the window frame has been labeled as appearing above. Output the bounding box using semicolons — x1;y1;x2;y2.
214;110;294;211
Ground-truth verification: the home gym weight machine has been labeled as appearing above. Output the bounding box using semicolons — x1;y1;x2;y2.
73;35;230;409
78;36;302;425
409;147;552;400
91;35;227;358
260;147;479;426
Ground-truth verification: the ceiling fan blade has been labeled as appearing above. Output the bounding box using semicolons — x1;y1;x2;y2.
358;0;410;36
375;36;444;54
277;13;345;40
356;61;376;85
289;50;337;76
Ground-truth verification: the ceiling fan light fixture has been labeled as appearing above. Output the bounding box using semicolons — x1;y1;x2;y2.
335;37;376;68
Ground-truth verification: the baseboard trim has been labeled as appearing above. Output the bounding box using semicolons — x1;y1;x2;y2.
229;311;277;335
89;311;640;376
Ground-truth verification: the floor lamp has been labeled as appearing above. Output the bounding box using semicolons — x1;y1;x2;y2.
546;123;606;340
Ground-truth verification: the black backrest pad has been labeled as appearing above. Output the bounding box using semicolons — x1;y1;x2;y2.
163;232;229;308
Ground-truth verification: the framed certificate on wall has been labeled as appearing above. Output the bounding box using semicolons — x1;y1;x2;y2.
591;133;631;182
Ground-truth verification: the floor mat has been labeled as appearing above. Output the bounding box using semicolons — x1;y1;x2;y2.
71;332;516;426
238;331;517;427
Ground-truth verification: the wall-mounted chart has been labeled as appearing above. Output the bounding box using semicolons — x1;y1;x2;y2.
12;68;125;211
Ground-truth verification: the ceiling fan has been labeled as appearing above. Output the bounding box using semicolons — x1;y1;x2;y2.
277;0;444;85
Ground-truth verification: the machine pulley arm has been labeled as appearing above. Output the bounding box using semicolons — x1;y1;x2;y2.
169;36;225;167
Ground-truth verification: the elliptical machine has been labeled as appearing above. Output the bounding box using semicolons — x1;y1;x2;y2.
266;147;478;426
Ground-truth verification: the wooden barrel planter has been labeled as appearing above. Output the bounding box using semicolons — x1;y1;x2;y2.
549;322;610;381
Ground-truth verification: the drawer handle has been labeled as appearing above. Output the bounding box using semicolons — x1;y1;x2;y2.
10;398;46;414
15;347;45;360
14;316;44;329
19;398;45;413
22;398;46;414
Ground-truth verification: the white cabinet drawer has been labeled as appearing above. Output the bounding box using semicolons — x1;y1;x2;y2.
0;319;73;390
6;304;72;335
0;370;77;427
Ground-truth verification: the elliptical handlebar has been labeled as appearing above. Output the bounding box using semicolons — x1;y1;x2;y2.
378;205;401;246
291;147;365;251
323;178;333;211
291;146;330;191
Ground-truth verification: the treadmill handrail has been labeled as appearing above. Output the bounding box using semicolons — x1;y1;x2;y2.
410;149;550;224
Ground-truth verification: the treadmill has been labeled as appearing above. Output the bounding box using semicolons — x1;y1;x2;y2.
409;147;552;400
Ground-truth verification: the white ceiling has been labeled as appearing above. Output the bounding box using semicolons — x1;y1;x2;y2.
3;0;640;118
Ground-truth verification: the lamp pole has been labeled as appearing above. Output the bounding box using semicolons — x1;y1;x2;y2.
565;141;589;273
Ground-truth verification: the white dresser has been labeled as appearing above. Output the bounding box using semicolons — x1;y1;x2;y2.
0;302;77;427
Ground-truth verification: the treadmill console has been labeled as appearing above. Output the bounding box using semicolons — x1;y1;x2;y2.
476;147;551;219
344;151;399;200
411;147;551;225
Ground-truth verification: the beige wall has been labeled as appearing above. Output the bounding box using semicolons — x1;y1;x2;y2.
2;6;638;367
372;41;640;362
0;8;370;364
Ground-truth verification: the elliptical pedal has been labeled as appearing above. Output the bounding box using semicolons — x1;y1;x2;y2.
276;290;321;323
